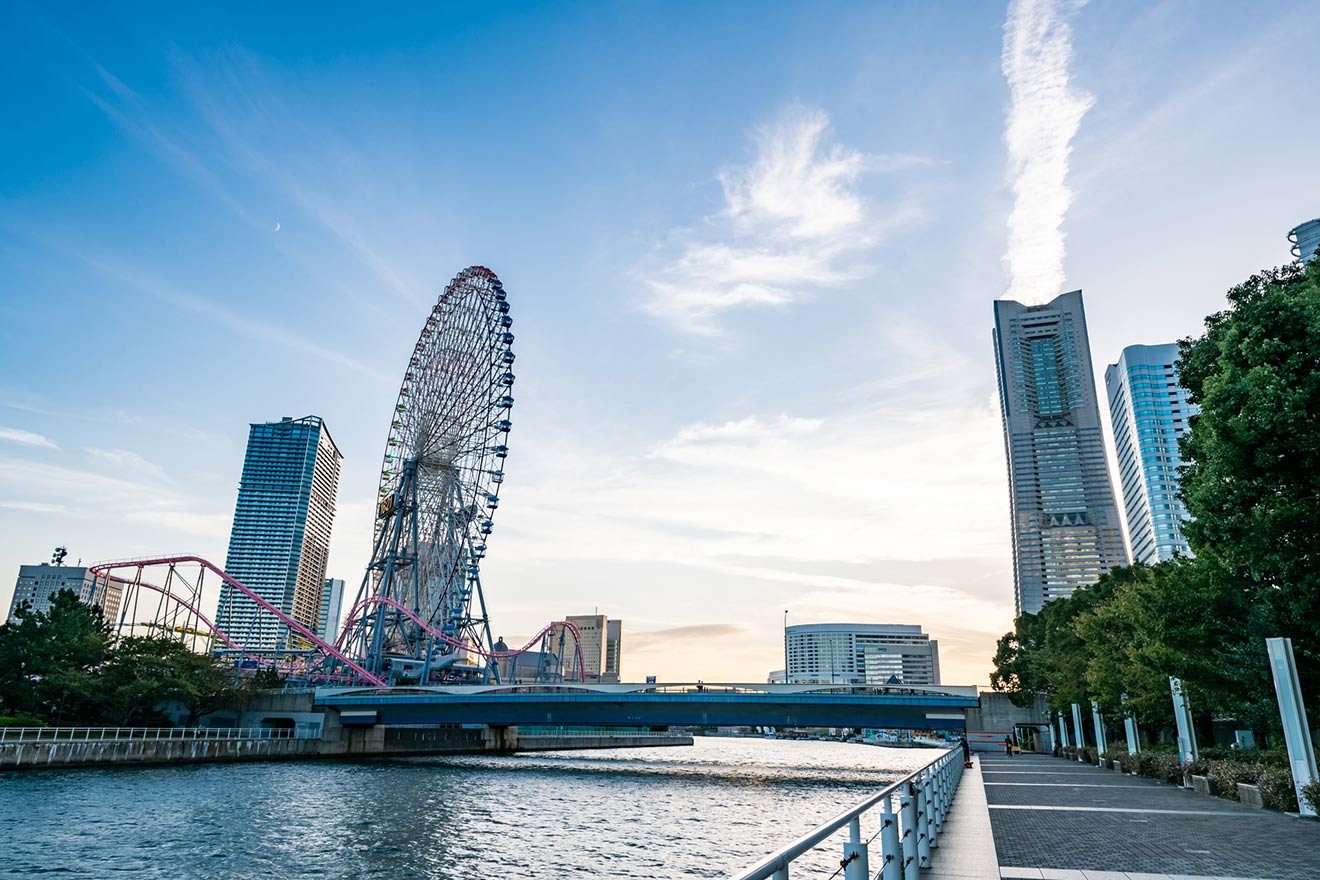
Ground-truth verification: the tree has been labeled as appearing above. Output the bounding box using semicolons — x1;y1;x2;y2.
0;590;111;723
101;637;242;726
1178;258;1320;718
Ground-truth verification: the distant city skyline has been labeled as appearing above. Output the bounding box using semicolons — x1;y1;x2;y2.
1;2;1318;685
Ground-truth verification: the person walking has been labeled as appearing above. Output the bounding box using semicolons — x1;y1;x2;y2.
961;735;971;767
1004;734;1014;756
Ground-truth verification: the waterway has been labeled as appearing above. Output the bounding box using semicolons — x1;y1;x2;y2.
0;737;939;879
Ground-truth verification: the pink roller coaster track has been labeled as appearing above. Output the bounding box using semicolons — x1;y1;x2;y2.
100;572;239;650
90;555;388;687
90;555;587;686
336;594;587;682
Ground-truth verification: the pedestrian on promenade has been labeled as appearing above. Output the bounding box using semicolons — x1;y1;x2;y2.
1004;735;1014;756
961;736;971;767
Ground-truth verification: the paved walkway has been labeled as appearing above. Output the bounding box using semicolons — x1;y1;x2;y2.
978;752;1320;880
927;755;1000;879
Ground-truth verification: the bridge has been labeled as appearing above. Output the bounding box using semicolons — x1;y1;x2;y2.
314;682;980;730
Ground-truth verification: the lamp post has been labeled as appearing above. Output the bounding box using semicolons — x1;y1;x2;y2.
783;610;789;685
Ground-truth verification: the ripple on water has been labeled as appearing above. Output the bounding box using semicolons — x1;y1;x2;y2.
0;738;936;879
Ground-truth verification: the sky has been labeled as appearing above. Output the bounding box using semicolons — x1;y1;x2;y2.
1;1;1317;687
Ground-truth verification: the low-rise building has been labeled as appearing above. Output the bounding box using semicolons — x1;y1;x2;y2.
784;623;940;686
8;554;122;625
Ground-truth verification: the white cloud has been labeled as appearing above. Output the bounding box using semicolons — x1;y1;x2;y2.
720;108;867;240
0;458;226;538
84;447;173;484
1001;0;1093;303
0;427;59;449
0;500;71;514
642;106;926;335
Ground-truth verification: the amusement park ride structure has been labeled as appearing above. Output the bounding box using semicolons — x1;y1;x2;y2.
89;267;584;687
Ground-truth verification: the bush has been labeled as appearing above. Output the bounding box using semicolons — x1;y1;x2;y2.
1302;781;1320;814
1256;767;1299;812
1205;759;1261;798
0;715;45;727
1102;748;1134;772
1134;751;1185;784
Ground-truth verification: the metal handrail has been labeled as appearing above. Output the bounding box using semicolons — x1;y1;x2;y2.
729;746;963;880
0;726;313;744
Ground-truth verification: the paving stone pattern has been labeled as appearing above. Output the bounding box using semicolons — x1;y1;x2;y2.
981;754;1320;880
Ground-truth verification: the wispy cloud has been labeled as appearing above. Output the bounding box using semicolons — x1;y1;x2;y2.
0;500;71;514
629;623;749;651
641;106;927;335
1001;0;1093;303
0;457;226;538
85;447;173;485
0;427;59;450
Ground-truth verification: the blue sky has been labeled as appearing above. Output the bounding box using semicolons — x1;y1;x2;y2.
1;1;1317;684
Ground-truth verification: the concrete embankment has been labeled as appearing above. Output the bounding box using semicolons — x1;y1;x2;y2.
1;692;693;770
516;733;692;751
0;736;322;770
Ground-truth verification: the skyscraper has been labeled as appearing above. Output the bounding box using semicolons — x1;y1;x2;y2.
216;416;343;651
317;577;346;642
604;619;622;682
993;290;1128;615
1105;343;1198;564
1289;218;1320;263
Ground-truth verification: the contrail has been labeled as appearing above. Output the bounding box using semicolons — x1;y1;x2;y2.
1002;0;1093;303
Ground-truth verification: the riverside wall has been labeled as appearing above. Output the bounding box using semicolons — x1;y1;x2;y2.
1;691;692;770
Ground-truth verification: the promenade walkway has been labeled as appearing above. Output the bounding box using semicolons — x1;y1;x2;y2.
979;752;1320;880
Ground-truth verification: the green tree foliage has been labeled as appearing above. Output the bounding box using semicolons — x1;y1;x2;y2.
991;259;1320;735
0;592;245;726
1178;259;1320;710
0;590;111;723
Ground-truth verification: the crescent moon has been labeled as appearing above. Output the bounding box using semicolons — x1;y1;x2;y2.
274;222;281;232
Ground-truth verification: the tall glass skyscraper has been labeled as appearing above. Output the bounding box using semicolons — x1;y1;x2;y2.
216;416;343;651
993;290;1129;616
1105;343;1197;564
1289;218;1320;263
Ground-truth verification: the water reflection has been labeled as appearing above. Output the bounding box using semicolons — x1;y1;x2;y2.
0;737;936;879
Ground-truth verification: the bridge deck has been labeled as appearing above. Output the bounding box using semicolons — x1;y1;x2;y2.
315;683;979;729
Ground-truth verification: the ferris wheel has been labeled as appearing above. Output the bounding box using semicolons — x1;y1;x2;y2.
345;266;515;680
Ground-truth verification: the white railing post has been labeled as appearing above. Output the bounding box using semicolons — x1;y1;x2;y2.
843;816;868;880
915;773;931;869
899;786;919;880
930;762;943;846
880;800;902;880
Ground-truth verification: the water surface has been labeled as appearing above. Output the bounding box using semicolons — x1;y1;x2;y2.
0;737;937;879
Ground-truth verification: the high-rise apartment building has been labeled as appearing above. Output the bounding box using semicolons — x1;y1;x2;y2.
604;619;622;682
784;624;940;685
216;416;342;651
563;613;624;682
1289;218;1320;263
8;557;122;625
317;577;346;642
1105;343;1198;564
993;290;1129;615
